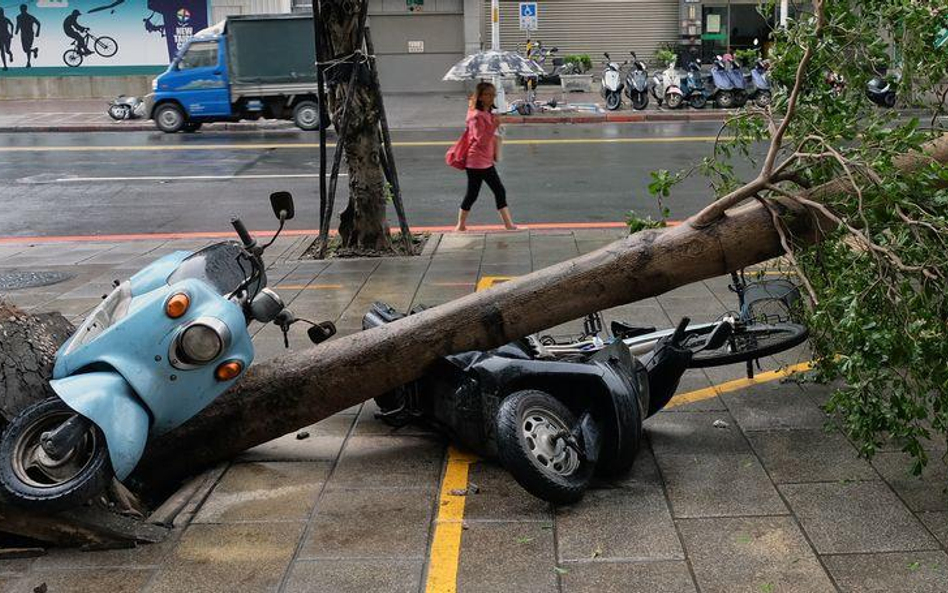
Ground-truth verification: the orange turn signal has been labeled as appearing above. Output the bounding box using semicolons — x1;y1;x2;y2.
166;293;190;319
215;360;243;381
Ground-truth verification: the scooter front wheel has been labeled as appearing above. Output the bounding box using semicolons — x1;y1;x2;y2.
754;90;772;108
631;92;649;111
496;390;595;504
605;92;622;111
689;94;708;109
0;398;111;512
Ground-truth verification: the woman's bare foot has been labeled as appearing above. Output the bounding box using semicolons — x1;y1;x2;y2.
504;224;519;231
453;225;467;232
498;207;518;231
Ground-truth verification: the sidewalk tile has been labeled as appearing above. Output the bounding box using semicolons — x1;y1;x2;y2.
779;481;939;553
720;380;828;431
283;559;423;593
597;442;662;487
329;435;444;490
239;414;355;462
463;461;551;522
678;516;835;593
556;485;683;561
194;461;330;523
5;568;153;593
870;452;948;512
0;559;31;576
147;522;304;593
746;429;875;484
352;400;439;437
918;511;948;547
456;521;557;593
31;532;180;569
656;453;787;518
647;412;749;456
823;551;948;593
559;560;696;593
299;488;433;559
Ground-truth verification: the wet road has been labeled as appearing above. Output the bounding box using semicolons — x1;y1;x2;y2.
0;123;761;238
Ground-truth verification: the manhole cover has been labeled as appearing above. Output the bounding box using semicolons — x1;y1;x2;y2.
0;271;75;290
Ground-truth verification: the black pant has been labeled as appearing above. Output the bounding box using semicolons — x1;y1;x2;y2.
461;166;507;211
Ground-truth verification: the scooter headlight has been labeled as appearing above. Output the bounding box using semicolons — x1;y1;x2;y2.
179;323;223;364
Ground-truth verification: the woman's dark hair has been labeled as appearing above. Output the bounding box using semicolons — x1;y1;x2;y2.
469;81;496;111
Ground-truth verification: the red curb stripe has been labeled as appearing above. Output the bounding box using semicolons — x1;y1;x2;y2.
0;220;682;246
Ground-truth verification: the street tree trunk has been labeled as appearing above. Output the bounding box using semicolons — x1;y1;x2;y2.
323;0;393;253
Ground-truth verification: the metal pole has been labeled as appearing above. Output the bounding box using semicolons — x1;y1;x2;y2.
313;0;328;231
726;0;731;54
779;0;788;27
491;0;506;111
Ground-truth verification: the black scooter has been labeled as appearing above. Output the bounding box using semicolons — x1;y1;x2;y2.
867;66;898;108
362;304;731;504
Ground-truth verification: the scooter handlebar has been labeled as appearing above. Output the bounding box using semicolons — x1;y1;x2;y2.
670;317;691;345
231;217;256;249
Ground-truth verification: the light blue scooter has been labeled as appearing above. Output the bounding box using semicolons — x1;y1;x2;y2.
0;192;336;510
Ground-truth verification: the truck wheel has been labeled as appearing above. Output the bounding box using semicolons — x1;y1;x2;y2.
495;390;594;504
154;103;186;133
0;398;111;512
293;101;322;131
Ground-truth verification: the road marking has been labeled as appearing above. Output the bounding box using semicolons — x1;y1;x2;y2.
44;173;348;183
665;360;815;409
0;136;721;153
425;446;478;593
0;221;658;245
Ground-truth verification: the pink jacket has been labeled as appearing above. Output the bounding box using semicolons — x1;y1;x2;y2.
465;109;498;170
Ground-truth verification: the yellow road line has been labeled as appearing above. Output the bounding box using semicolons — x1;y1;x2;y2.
665;360;815;409
0;136;722;153
425;447;478;593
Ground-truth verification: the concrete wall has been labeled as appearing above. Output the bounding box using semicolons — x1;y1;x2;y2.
0;76;153;100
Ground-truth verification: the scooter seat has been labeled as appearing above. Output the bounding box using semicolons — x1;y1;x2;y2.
611;321;656;339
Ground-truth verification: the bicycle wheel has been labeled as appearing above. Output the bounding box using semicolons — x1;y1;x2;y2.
63;49;82;68
94;36;118;58
687;323;808;368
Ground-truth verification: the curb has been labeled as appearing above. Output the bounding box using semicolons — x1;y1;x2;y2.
0;111;729;133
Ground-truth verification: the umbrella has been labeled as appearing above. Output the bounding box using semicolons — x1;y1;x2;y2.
443;50;544;81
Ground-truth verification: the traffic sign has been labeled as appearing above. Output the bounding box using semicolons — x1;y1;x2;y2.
519;2;538;32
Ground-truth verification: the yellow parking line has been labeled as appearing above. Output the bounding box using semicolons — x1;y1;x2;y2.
425;447;478;593
665;360;815;409
0;136;721;153
275;284;344;290
475;276;513;292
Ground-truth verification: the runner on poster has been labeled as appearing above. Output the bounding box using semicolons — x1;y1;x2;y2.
0;0;208;73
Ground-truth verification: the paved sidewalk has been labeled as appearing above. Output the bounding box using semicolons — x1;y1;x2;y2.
0;229;945;593
0;91;727;134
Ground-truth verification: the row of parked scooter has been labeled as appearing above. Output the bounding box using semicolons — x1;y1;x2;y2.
600;52;772;111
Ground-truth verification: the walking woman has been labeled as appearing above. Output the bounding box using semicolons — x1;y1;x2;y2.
454;82;518;231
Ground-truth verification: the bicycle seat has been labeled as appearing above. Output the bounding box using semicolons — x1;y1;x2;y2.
611;321;656;339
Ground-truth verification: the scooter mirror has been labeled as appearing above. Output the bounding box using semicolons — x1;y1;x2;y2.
270;191;295;221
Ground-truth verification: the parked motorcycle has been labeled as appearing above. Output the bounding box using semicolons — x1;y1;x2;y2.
625;52;650;110
524;39;578;86
724;55;749;107
107;95;147;121
649;58;684;109
600;52;625;111
866;67;898;108
708;56;737;108
681;61;709;109
747;59;772;107
0;192;337;511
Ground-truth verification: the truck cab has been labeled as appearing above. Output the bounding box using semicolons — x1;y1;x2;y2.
149;15;325;133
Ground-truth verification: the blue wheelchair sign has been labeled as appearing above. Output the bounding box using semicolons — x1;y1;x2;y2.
519;2;538;31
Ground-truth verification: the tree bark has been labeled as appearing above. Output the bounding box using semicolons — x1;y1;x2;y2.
323;0;393;253
0;303;74;425
132;197;823;488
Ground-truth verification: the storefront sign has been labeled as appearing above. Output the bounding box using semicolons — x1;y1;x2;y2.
519;2;537;32
0;0;209;75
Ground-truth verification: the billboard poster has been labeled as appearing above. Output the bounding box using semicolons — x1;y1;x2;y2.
0;0;209;75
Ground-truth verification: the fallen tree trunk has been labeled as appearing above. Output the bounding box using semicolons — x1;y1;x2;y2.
133;197;822;488
136;132;948;487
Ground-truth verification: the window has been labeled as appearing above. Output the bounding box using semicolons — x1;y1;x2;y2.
178;41;219;70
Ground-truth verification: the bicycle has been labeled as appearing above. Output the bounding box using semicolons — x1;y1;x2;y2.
528;270;808;379
62;31;118;68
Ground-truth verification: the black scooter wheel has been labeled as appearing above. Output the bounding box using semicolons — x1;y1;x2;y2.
605;93;622;111
495;390;594;505
689;94;707;109
631;92;649;111
0;398;111;512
